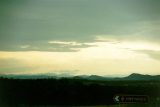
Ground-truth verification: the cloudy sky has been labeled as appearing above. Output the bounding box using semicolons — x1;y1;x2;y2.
0;0;160;76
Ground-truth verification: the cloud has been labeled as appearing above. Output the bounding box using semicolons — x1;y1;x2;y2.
0;52;82;75
20;45;30;49
0;40;96;52
0;0;160;52
135;50;160;61
0;57;79;75
0;58;35;74
48;41;82;46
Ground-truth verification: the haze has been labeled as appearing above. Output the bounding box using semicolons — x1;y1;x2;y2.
0;0;160;76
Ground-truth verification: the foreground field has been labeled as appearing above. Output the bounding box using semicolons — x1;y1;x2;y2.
0;78;160;106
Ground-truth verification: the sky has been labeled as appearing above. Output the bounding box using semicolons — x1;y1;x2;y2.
0;0;160;76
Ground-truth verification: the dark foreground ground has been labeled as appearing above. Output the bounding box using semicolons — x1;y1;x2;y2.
0;78;160;107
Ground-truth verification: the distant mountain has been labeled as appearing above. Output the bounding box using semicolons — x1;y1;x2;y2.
73;73;160;81
123;73;160;80
0;73;160;81
73;75;105;80
72;75;114;81
0;74;57;79
0;73;73;79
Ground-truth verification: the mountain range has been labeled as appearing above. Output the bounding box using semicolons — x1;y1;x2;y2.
0;73;160;81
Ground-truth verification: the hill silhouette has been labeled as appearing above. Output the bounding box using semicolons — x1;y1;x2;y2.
124;73;160;80
1;73;160;81
0;73;160;106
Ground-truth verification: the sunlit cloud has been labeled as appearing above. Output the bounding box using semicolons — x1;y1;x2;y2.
48;41;82;46
135;50;160;61
95;35;120;42
20;45;30;49
116;41;160;51
1;38;160;76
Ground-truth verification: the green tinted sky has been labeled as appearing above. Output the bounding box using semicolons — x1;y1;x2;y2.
1;0;160;51
0;0;160;76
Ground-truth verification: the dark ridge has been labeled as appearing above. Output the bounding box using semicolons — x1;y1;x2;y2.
0;73;160;81
124;73;160;80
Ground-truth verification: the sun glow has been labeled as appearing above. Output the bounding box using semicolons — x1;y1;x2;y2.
117;41;160;51
0;40;160;76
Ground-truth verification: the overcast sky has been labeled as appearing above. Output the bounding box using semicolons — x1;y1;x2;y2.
0;0;160;76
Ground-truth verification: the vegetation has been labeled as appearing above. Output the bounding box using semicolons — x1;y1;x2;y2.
0;77;160;106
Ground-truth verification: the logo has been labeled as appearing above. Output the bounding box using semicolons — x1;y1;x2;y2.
113;94;149;103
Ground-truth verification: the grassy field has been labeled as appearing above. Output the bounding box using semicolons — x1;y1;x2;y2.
0;78;159;106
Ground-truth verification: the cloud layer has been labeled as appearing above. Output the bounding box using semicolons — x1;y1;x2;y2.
1;0;160;51
0;0;160;76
